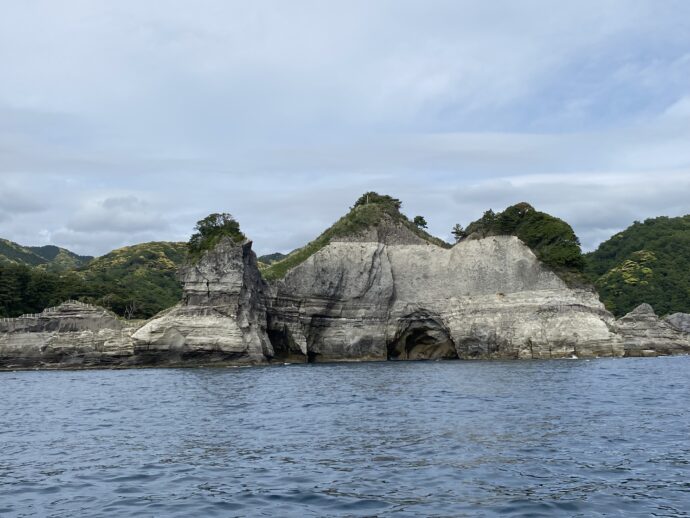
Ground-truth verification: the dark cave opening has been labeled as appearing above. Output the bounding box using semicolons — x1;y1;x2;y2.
387;319;458;360
267;326;307;363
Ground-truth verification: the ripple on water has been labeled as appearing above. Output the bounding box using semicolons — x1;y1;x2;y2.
1;357;690;517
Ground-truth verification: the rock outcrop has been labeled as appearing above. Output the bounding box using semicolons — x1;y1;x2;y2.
664;312;690;333
2;217;688;370
131;237;272;365
615;304;690;356
0;301;135;369
267;221;623;361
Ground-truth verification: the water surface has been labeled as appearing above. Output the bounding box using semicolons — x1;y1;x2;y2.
1;357;689;517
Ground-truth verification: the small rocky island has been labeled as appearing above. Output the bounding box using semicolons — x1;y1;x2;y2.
1;196;689;369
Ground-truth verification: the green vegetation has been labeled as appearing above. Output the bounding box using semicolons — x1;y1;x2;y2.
257;252;287;268
465;202;587;285
0;241;187;319
413;215;428;229
79;242;188;318
585;215;690;316
451;223;467;242
262;192;450;281
3;203;687;321
0;238;92;271
187;213;245;261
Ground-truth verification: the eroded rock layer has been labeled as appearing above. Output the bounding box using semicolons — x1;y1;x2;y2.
0;302;136;369
131;237;272;365
615;304;690;357
267;228;624;362
1;226;688;370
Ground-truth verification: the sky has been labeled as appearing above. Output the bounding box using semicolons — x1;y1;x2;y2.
1;0;689;256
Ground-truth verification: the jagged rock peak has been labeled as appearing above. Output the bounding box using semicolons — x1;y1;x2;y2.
131;236;272;364
622;303;656;318
180;236;257;306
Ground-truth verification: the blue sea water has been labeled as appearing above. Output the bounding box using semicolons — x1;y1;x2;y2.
1;357;689;517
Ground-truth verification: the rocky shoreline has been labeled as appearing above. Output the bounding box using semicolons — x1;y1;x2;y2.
2;225;689;370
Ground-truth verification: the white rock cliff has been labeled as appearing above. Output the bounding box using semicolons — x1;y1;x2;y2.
1;226;689;369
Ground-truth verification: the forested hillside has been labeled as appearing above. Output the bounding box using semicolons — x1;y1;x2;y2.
0;242;186;319
0;238;92;271
585;215;690;316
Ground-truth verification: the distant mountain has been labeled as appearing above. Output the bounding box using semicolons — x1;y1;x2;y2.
258;252;287;266
585;215;690;317
0;238;92;271
0;240;187;320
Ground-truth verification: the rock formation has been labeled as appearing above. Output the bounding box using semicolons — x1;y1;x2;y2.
664;312;690;333
266;219;623;362
2;206;689;370
615;304;690;356
131;237;272;365
0;301;135;369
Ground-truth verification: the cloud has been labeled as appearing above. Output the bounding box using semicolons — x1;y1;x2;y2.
446;171;690;250
0;1;688;256
67;195;169;234
0;178;45;215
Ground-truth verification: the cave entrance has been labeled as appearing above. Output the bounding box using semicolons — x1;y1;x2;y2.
387;316;458;360
267;325;307;363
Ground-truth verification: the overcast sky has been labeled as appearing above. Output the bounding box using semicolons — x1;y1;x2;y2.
1;0;689;256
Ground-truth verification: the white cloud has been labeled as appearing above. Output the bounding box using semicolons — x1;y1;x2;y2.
0;1;689;256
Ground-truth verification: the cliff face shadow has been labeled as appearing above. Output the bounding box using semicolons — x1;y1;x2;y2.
388;314;458;360
267;324;308;363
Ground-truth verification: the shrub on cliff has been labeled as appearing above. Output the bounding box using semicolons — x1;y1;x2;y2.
187;213;246;261
262;192;449;281
465;202;586;284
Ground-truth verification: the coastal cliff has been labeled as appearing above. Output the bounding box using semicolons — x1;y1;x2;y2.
267;219;622;362
131;237;272;365
1;198;689;370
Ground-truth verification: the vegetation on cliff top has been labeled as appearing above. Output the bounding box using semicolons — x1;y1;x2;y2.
585;215;690;316
465;202;587;286
187;213;246;261
262;192;450;281
2;204;688;320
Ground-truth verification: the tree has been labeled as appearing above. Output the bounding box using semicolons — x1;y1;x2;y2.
451;223;467;242
187;212;245;259
413;215;428;229
353;192;402;210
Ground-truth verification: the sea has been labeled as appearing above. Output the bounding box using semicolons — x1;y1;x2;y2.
1;356;689;517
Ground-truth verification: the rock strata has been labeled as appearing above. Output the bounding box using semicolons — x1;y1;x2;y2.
266;222;623;361
0;301;135;369
2;224;689;370
615;304;690;357
131;237;272;365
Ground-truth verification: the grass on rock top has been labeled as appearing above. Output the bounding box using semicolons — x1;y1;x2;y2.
262;200;450;281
